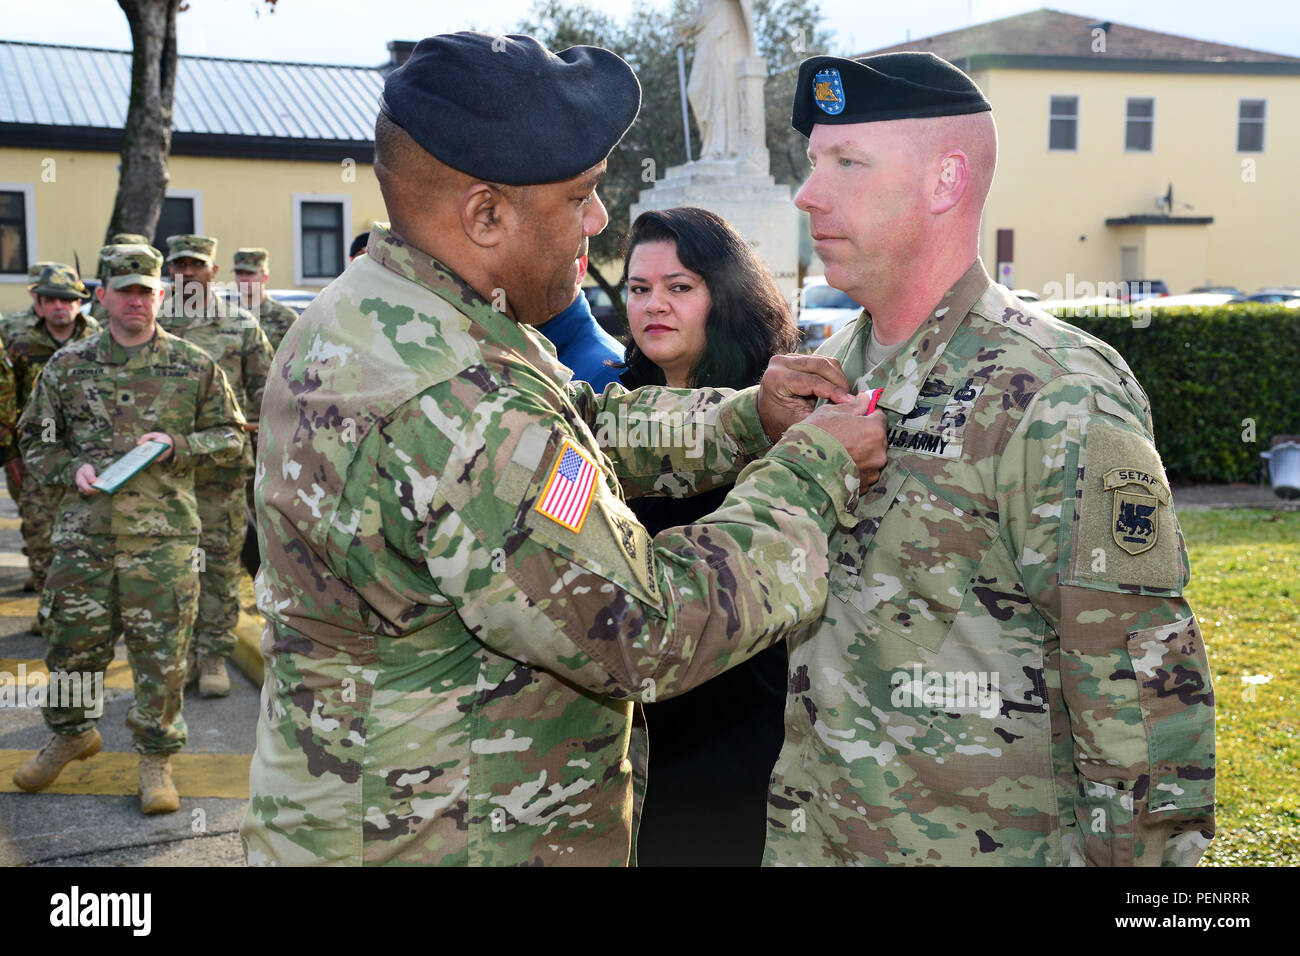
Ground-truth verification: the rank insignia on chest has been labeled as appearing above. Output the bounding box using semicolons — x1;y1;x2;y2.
1104;467;1170;555
536;440;599;533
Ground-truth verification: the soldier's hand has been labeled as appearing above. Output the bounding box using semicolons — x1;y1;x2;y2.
139;432;175;462
239;421;259;432
74;463;100;495
799;394;889;487
757;354;854;442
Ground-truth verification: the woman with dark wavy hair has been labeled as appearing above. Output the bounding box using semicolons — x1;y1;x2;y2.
618;207;798;866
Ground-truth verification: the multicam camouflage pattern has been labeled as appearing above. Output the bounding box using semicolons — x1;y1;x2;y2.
40;535;199;753
31;264;90;300
158;288;272;658
241;223;858;866
7;310;100;586
17;327;245;540
254;294;299;352
165;233;217;263
0;307;35;349
764;260;1215;866
0;334;16;462
232;247;270;273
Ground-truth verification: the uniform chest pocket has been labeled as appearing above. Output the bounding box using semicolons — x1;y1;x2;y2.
829;470;996;652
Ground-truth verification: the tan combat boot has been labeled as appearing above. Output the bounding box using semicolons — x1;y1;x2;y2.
12;728;102;791
185;650;199;687
29;614;41;635
198;655;230;697
138;754;180;814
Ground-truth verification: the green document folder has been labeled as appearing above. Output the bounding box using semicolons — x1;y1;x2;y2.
91;440;170;494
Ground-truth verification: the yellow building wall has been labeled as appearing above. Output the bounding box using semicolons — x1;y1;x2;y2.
975;68;1300;296
0;147;385;313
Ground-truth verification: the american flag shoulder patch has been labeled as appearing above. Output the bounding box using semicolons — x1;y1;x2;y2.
534;439;600;533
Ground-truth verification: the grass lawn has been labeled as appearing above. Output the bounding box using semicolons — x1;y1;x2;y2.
1178;508;1300;866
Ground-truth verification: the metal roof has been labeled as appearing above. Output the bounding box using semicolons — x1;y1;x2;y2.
0;40;383;143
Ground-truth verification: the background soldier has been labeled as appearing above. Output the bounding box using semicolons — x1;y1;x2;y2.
7;264;100;605
0;261;56;344
159;234;273;697
11;245;243;814
89;234;154;324
232;247;298;351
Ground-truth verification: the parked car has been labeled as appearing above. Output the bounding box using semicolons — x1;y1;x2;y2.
797;277;862;353
1146;292;1238;308
1239;287;1300;305
582;283;627;336
1116;279;1169;303
266;289;319;314
1189;285;1244;297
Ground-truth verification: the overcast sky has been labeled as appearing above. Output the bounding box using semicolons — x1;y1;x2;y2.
4;0;1298;63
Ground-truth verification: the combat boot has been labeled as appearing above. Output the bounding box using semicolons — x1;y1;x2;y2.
29;614;41;635
138;754;179;814
185;650;199;687
11;728;102;791
198;655;230;697
22;573;38;592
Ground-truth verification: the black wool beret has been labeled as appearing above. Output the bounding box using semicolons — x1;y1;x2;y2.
792;51;991;137
380;32;642;186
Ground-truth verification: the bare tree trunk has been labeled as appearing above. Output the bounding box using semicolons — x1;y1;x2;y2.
107;0;182;242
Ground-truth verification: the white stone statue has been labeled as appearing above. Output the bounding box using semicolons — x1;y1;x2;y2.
685;0;758;161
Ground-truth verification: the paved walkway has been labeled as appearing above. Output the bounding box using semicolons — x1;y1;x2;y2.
1172;483;1300;510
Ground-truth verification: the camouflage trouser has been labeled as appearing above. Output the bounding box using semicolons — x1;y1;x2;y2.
193;472;247;659
19;477;64;587
40;534;200;754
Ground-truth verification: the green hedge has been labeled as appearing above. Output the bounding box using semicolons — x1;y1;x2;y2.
1045;304;1300;484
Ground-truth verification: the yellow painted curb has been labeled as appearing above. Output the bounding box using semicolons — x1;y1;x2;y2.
0;597;40;617
0;750;250;797
0;658;134;690
231;571;264;689
0;517;20;529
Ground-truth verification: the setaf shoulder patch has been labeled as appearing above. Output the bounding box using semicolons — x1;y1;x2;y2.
1105;467;1170;555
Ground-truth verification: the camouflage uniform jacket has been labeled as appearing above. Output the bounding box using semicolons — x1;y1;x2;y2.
8;310;101;408
0;306;35;348
242;224;858;866
159;293;273;478
0;329;17;461
17;327;244;539
767;260;1214;866
256;293;299;352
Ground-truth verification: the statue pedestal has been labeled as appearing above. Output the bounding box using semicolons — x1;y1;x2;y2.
630;159;799;303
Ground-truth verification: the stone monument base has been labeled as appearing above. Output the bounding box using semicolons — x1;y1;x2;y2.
630;158;799;304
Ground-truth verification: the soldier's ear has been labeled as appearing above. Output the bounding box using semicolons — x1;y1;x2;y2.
461;182;505;248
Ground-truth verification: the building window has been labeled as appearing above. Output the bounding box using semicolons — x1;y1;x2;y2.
1238;99;1265;152
0;183;36;280
1125;97;1154;151
152;190;204;252
1049;96;1078;150
292;194;351;286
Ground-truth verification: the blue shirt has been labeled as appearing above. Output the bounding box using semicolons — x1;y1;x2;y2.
537;292;625;392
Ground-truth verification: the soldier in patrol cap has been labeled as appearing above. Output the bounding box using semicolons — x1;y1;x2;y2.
242;31;887;866
11;244;244;813
231;248;298;351
90;234;154;324
763;50;1215;866
7;264;101;603
160;234;273;698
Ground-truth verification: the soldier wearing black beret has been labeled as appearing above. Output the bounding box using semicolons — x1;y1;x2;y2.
766;51;1215;867
243;32;888;866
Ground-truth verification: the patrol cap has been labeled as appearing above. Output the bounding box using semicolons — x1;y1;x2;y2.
31;263;90;300
379;32;641;186
232;247;270;273
792;51;991;137
110;232;151;247
165;233;217;264
103;244;165;291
